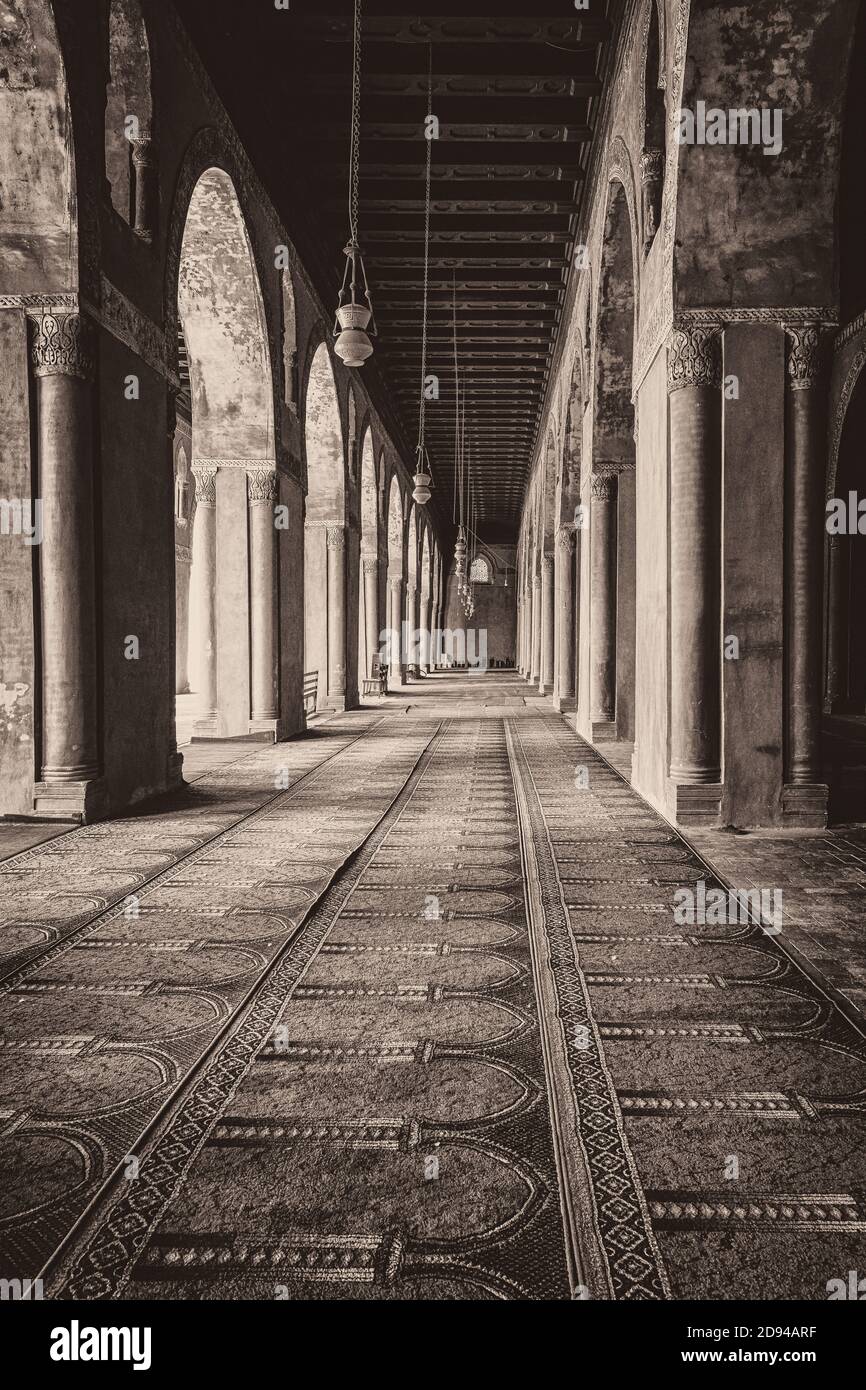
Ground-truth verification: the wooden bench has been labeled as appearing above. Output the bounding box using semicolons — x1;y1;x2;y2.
303;670;319;716
361;658;387;698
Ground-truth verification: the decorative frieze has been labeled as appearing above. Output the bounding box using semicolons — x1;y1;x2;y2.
31;312;96;382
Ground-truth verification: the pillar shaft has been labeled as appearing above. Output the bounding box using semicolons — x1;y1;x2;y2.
32;313;100;788
668;326;722;784
556;527;576;708
326;526;347;707
363;557;379;677
190;466;218;721
248;469;278;723
405;581;419;675
388;575;404;685
530;575;542;682
590;474;617;723
540;553;555;694
784;328;827;782
420;589;433;671
826;536;851;712
131;136;156;239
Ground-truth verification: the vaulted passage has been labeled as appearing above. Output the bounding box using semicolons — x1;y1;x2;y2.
1;674;864;1301
2;1;866;1313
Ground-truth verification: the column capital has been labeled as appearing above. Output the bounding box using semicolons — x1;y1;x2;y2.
326;525;346;551
130;134;155;169
541;553;554;575
532;573;542;590
31;311;96;382
639;147;664;185
591;472;617;501
667;324;722;393
556;525;575;553
784;324;827;391
192;464;217;505
362;555;379;575
389;573;404;593
247;467;277;503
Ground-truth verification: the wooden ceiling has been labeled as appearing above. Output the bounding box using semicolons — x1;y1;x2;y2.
175;1;619;542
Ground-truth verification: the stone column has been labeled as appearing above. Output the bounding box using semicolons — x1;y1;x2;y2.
190;464;218;733
248;468;278;727
590;473;617;726
131;132;157;240
405;579;419;677
825;536;850;713
326;525;347;709
420;587;433;672
667;325;722;797
539;552;555;695
363;556;379;678
784;327;828;798
555;526;576;712
31;312;105;820
530;573;542;683
388;574;404;686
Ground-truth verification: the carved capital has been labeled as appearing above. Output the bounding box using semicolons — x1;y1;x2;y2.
389;574;404;593
532;574;542;590
247;468;277;503
31;312;96;382
192;465;217;505
556;525;575;553
130;136;155;169
541;553;554;576
667;325;722;393
591;473;617;501
363;556;379;576
326;526;346;551
639;147;665;185
785;325;826;392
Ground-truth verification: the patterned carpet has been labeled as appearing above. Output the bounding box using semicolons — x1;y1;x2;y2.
1;675;864;1300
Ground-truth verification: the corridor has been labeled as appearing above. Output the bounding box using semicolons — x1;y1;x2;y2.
1;673;864;1302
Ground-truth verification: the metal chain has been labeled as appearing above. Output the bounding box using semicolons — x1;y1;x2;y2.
348;0;362;246
417;45;433;464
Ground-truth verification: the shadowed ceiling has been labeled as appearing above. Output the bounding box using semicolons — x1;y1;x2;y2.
174;1;621;543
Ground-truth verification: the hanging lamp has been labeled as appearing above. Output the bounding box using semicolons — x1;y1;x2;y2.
413;49;435;507
334;0;376;368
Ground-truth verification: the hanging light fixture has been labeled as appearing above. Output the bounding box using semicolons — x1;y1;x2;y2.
413;48;435;507
334;0;376;368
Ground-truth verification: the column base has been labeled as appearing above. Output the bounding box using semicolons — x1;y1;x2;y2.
191;711;219;739
781;782;828;828
248;718;279;742
554;695;577;714
668;780;723;827
591;720;618;743
324;696;347;712
166;750;184;787
538;681;553;696
34;776;108;824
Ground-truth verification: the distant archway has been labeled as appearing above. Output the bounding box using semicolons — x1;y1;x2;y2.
357;428;379;688
177;166;275;743
592;178;637;743
304;340;346;710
